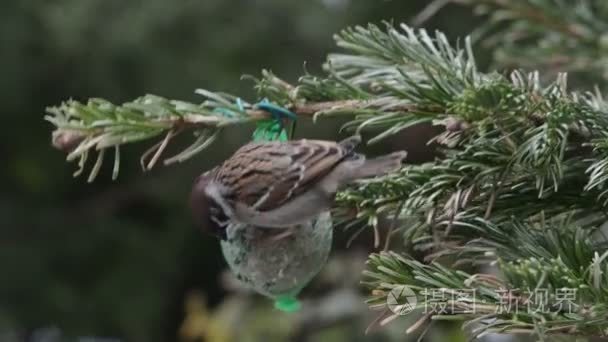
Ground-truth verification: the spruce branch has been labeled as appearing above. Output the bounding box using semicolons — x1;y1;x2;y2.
45;21;608;339
330;25;608;253
46;23;486;181
46;89;413;181
454;0;608;85
322;23;608;337
364;235;608;339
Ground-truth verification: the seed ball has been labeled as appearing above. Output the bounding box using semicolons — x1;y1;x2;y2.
220;211;333;300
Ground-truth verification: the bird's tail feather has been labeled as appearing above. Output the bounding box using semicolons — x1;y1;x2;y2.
351;151;407;179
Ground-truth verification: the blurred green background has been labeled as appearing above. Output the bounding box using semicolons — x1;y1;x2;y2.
0;1;486;341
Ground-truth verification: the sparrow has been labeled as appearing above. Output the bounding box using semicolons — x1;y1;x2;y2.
190;135;407;239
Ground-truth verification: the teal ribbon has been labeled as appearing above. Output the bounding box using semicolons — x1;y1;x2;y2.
252;99;296;142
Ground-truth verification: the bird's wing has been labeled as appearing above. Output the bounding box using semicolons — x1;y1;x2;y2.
215;139;350;211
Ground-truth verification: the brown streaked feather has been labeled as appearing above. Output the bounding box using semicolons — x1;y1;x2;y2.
214;139;351;211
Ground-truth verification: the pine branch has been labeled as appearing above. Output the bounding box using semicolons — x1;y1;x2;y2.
47;89;413;181
454;0;608;86
364;242;608;339
46;23;483;180
330;25;608;251
321;22;608;339
46;21;608;339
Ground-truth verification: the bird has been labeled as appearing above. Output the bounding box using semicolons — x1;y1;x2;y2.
190;135;407;239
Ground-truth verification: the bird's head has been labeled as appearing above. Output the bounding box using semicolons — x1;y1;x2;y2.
190;168;228;240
